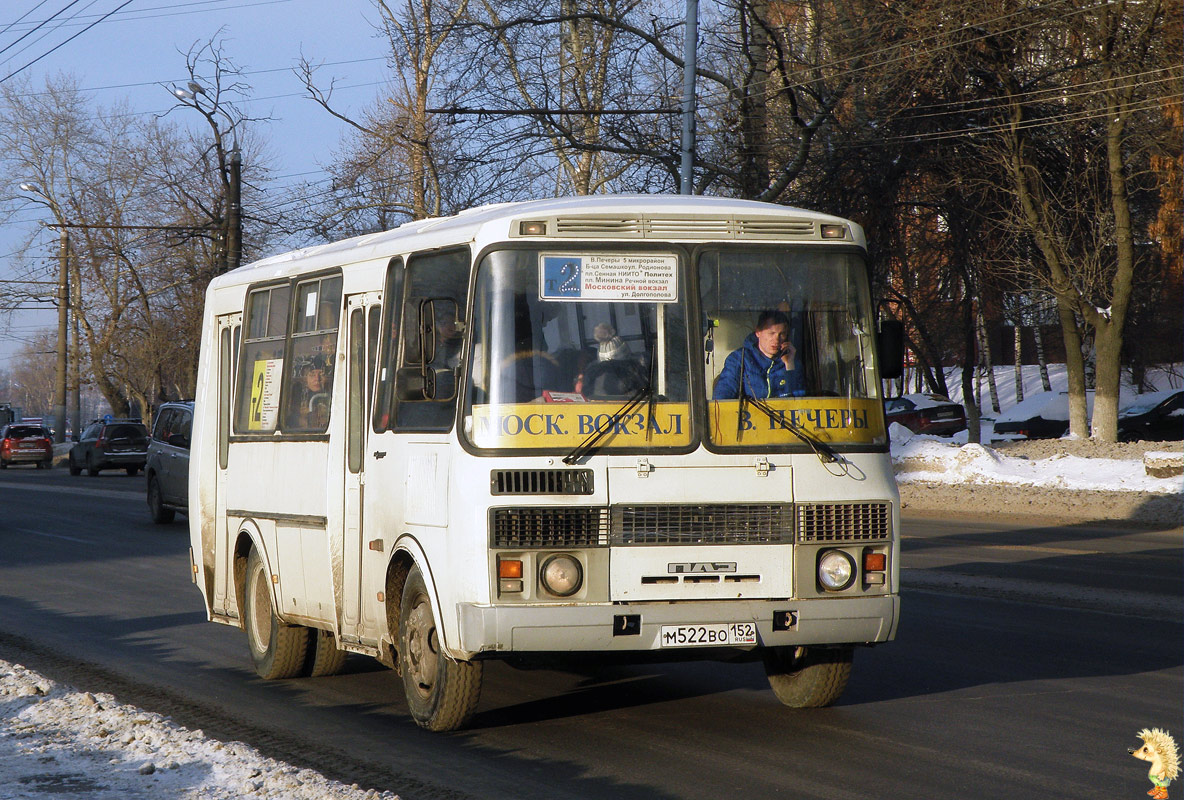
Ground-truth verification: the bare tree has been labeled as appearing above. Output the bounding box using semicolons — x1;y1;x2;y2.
978;0;1177;440
300;0;474;223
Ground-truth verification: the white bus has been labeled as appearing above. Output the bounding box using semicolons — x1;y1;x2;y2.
187;195;904;731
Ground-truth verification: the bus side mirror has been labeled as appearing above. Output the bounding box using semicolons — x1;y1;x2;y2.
878;319;904;380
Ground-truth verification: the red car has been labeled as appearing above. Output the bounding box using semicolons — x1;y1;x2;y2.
0;424;54;469
884;393;967;436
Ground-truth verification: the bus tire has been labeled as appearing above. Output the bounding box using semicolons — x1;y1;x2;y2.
763;645;854;708
147;476;175;524
398;567;482;731
304;628;348;677
243;549;309;680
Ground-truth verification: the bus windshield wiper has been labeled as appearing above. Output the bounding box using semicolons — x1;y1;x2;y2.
563;338;658;465
738;391;840;464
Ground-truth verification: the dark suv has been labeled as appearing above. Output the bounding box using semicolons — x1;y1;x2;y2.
68;419;149;476
146;401;193;524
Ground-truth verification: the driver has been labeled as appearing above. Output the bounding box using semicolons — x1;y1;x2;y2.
712;309;805;399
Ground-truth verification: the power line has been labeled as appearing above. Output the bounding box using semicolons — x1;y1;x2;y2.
0;0;135;84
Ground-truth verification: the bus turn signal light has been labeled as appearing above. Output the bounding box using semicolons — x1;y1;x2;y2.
498;559;523;579
863;552;886;572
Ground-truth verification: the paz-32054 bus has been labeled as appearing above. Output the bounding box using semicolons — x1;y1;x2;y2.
187;195;903;731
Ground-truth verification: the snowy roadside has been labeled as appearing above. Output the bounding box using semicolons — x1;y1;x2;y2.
891;424;1182;524
0;660;398;800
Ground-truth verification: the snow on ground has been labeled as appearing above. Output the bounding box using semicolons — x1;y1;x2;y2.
0;660;398;800
4;363;1179;799
889;423;1182;494
911;363;1183;419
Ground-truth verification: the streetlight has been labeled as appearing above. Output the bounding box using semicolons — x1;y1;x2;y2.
18;182;72;444
171;81;242;272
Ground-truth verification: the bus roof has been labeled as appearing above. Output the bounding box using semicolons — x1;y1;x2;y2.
218;194;866;288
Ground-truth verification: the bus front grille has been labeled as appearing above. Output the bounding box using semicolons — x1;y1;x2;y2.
490;502;891;549
491;507;610;548
796;502;890;542
490;468;594;495
612;504;793;545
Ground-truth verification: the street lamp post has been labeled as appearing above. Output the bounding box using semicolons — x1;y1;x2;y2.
172;81;243;272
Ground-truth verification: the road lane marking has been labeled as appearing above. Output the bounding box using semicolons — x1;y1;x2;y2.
14;527;95;545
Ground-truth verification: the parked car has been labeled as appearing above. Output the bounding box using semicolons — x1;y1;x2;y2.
992;391;1088;439
68;419;149;476
0;424;54;469
146;401;193;524
883;393;967;436
1117;389;1183;441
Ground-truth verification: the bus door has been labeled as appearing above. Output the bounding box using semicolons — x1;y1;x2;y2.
341;292;382;641
212;312;240;617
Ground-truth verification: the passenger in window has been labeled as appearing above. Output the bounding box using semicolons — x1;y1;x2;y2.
290;356;332;429
712;309;805;399
593;323;630;361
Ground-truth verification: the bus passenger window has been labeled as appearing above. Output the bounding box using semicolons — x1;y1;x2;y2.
235;285;291;433
283;275;343;433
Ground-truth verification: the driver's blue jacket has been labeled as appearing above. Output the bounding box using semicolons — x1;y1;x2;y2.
712;333;805;400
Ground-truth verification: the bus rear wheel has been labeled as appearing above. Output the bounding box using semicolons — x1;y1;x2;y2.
398;567;482;731
304;628;348;677
763;645;854;708
243;549;309;680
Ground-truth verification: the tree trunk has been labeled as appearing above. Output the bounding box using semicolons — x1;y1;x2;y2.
961;306;981;445
1034;324;1051;391
977;306;1000;413
1013;323;1024;404
1054;297;1090;437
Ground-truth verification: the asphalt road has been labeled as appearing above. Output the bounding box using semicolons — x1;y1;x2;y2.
0;465;1180;800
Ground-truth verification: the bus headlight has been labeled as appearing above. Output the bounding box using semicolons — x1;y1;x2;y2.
817;550;856;591
540;554;582;597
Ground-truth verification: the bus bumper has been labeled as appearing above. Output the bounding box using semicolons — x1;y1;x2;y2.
455;595;898;658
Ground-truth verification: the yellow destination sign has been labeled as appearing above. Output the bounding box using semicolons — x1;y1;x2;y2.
469;402;692;448
708;397;885;446
468;397;885;448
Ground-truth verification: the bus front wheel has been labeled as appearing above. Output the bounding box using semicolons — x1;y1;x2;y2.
763;645;854;708
398;567;482;731
243;549;309;680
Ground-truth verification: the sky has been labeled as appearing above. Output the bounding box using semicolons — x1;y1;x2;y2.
0;0;393;366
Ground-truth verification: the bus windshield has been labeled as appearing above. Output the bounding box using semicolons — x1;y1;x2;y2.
463;248;692;451
700;248;886;449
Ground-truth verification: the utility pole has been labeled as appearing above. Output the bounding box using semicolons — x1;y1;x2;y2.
70;266;81;440
227;148;242;271
679;0;699;194
52;228;68;444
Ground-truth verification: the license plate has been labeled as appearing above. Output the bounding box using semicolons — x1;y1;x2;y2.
18;443;36;449
660;622;757;648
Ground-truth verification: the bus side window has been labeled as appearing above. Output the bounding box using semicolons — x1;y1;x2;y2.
235;285;291;434
393;249;469;432
282;275;343;433
373;258;405;433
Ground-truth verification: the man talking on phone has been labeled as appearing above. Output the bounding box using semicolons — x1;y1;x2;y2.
712;309;806;399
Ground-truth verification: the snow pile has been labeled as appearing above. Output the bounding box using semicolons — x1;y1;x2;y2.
0;660;399;800
889;424;1181;494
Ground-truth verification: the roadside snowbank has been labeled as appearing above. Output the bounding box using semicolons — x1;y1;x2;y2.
0;660;398;800
890;423;1182;494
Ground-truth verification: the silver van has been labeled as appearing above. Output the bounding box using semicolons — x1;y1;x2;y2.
146;401;193;524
